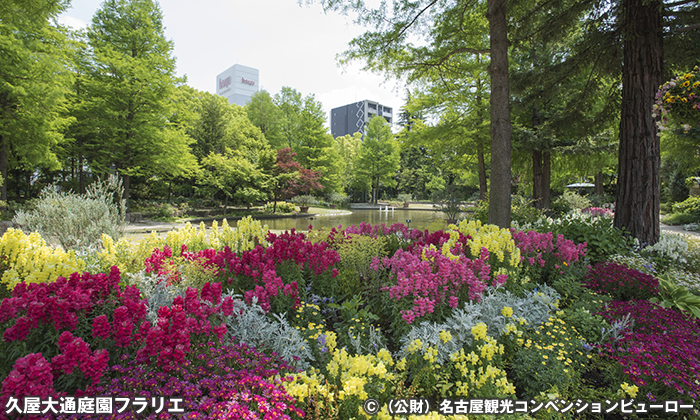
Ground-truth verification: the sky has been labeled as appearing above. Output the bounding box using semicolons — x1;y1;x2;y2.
58;0;407;130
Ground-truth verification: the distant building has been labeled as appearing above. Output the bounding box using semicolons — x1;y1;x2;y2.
215;64;259;106
330;100;393;138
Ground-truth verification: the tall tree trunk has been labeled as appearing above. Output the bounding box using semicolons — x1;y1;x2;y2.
374;177;379;204
532;150;544;209
487;0;512;228
594;171;604;196
614;0;662;246
78;151;85;194
476;74;488;201
477;141;488;201
542;151;551;209
531;49;544;210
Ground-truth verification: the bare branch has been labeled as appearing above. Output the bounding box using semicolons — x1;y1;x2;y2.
664;0;698;8
671;22;700;32
385;0;441;51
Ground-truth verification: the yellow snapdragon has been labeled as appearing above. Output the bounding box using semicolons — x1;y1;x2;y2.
456;220;521;269
439;330;453;343
407;338;424;354
424;346;438;364
0;228;85;290
97;217;269;274
471;322;488;341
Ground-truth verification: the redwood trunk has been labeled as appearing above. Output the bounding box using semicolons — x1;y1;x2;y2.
533;150;544;209
595;171;604;196
614;0;662;245
486;0;512;228
542;151;551;209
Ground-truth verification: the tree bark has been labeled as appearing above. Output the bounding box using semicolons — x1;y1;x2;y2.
477;140;488;201
531;49;544;210
595;171;604;196
542;150;551;209
533;150;544;209
614;0;662;246
487;0;512;228
476;76;488;201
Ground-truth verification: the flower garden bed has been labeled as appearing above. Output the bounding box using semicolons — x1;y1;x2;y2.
1;215;699;419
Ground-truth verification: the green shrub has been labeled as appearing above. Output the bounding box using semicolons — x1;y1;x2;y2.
12;176;126;251
546;214;635;264
511;196;546;226
588;193;614;208
291;195;320;206
263;201;295;213
561;306;608;346
661;212;698;225
397;193;412;203
132;201;176;221
671;196;700;219
335;234;387;298
511;316;588;399
327;191;348;205
549;191;591;216
471;196;544;226
432;187;466;221
685;237;700;275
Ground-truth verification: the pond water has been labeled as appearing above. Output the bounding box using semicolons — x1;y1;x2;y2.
126;209;464;242
257;209;453;232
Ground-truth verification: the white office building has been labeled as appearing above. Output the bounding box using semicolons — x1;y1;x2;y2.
215;64;259;106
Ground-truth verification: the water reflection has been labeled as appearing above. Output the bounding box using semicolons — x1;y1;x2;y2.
253;209;451;232
126;209;461;242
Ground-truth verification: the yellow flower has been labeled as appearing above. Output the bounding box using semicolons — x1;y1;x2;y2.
439;330;453;343
621;382;639;398
471;322;488;341
501;306;513;318
407;338;423;354
424;346;438;363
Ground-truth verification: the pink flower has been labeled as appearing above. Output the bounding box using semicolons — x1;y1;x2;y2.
91;315;111;340
1;353;55;408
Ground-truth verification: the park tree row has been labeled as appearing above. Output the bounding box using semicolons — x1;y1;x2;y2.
0;0;411;209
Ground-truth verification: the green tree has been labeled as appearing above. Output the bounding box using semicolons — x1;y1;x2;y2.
513;0;700;244
84;0;196;207
509;31;620;209
273;87;342;193
198;148;272;212
0;0;72;202
401;67;491;201
307;0;512;226
188;91;275;208
334;132;363;193
245;90;283;148
356;116;401;203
